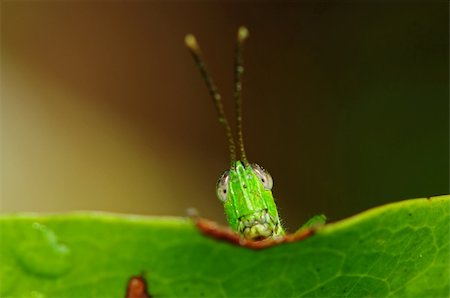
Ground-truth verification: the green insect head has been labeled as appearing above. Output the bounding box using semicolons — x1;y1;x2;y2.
185;27;284;240
217;161;283;240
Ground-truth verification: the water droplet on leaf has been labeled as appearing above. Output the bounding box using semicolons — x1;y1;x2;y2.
15;222;71;277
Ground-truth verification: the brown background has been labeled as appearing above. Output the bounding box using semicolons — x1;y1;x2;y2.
1;1;448;231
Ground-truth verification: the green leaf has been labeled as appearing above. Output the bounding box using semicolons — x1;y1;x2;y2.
1;195;449;297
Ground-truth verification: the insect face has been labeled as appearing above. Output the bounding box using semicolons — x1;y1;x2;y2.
219;161;283;240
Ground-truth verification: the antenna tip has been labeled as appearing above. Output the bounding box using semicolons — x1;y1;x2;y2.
184;34;199;51
237;26;249;42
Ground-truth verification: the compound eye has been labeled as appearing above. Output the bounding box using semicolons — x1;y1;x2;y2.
251;163;273;190
216;170;230;203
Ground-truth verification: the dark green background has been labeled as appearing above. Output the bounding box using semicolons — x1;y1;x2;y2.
2;2;448;231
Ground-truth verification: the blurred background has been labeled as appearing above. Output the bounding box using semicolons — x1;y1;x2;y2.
1;2;448;231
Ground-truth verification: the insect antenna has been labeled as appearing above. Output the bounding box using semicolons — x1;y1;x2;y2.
185;34;237;166
234;26;250;166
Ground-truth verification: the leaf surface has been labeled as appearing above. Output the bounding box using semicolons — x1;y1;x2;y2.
1;195;449;297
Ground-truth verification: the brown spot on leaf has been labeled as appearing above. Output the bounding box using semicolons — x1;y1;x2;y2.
126;275;151;298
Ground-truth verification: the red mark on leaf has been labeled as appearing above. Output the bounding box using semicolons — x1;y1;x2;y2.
125;275;151;298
